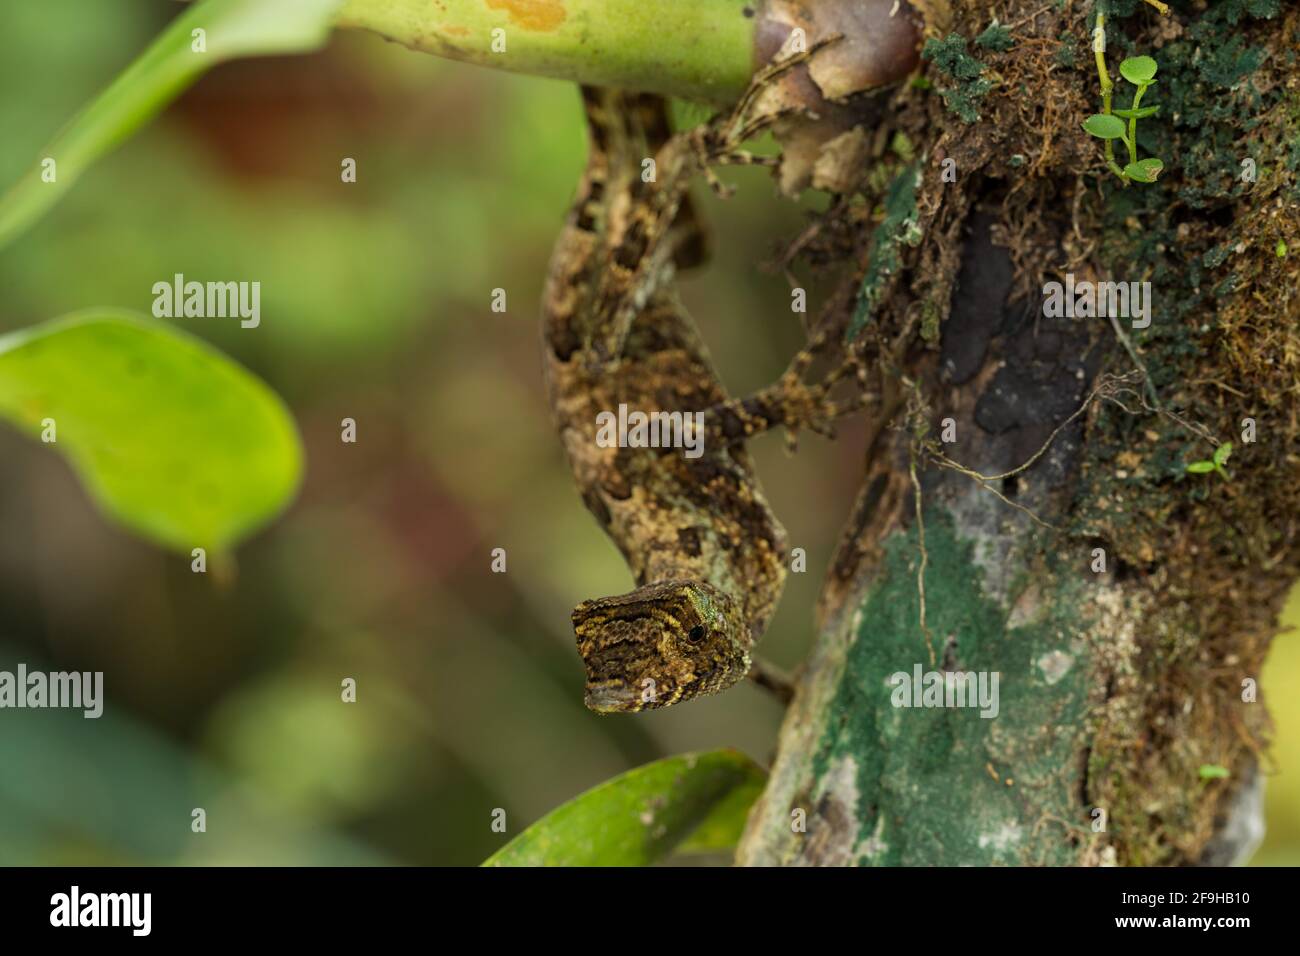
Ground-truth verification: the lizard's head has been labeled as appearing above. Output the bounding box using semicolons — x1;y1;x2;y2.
573;579;750;713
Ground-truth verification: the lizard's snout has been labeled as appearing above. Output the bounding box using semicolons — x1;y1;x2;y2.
583;681;639;714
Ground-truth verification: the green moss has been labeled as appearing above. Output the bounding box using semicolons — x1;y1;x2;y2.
847;163;921;340
1054;33;1077;69
1202;243;1233;270
919;297;943;343
1068;0;1291;424
809;512;1090;866
974;21;1015;53
1194;31;1268;90
1097;0;1145;16
921;34;994;124
1115;0;1280;210
1213;0;1282;23
1082;0;1286;353
890;131;916;162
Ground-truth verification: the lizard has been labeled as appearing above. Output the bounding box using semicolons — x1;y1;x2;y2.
541;43;861;714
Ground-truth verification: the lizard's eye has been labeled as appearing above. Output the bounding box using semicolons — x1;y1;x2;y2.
687;625;706;643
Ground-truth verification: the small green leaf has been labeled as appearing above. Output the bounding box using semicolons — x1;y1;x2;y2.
1112;105;1161;120
1120;55;1158;84
0;312;302;553
482;750;766;866
0;0;345;249
1186;460;1216;474
1124;158;1165;183
1277;239;1289;258
1198;764;1230;780
1083;113;1128;140
1213;441;1233;467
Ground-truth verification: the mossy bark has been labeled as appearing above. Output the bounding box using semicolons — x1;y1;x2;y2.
739;0;1296;867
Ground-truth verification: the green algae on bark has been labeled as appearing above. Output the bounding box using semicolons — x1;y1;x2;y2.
803;513;1091;866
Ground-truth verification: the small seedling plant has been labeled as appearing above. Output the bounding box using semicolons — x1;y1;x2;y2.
1186;442;1233;481
1084;13;1164;185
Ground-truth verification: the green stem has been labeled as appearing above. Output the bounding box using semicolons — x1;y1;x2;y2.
1126;82;1147;165
336;0;759;104
1093;14;1112;105
1093;12;1127;183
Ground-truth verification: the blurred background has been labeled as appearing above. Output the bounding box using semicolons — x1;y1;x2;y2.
0;0;1295;866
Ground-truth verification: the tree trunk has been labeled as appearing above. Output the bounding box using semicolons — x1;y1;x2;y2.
739;0;1298;866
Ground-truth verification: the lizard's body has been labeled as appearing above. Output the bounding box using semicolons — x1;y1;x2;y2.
542;88;788;712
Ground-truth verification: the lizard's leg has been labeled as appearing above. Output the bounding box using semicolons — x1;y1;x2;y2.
702;368;867;447
700;328;869;448
716;33;843;147
695;149;780;200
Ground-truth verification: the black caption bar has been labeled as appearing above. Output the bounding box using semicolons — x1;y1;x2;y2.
0;865;1284;943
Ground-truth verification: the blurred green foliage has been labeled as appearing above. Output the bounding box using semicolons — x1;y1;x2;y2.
0;0;343;248
0;313;301;553
0;0;834;866
0;0;1295;867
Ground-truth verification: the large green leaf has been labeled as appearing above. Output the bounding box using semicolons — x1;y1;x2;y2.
0;0;344;249
0;311;302;553
482;749;767;867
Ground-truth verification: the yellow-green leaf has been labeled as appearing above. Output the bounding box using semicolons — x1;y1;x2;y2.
1119;55;1158;85
1112;105;1160;120
0;312;302;553
1082;113;1127;140
482;749;766;867
1123;158;1164;183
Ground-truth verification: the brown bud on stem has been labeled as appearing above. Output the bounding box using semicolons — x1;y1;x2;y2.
748;0;938;195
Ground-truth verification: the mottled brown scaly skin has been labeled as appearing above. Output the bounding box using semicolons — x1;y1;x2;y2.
574;580;750;712
542;88;787;713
